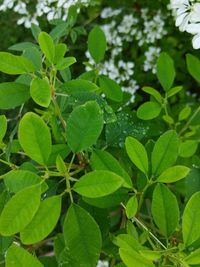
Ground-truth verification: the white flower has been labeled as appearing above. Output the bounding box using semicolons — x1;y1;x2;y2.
144;46;161;73
170;0;200;49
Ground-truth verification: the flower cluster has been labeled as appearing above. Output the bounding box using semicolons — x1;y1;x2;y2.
170;0;200;49
0;0;91;28
86;7;167;102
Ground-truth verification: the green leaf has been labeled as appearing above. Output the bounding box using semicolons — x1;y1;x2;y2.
116;234;143;252
88;26;106;63
166;86;183;98
23;47;42;71
0;115;7;142
9;42;38;52
91;149;132;188
56;154;67;174
0;185;41;236
179;106;191;121
99;76;123;102
50;22;68;40
2;170;42;193
20;196;61;244
60;79;99;94
119;248;154;267
185;248;200;265
73;170;124;198
31;23;41;41
18;112;52;165
157;166;190;183
137;101;162;120
125;196;138;219
186;54;200;83
83;188;129;208
0;82;30;109
6;244;43;267
63;204;102;267
66;101;103;152
56;57;76;70
0;52;35;74
54;43;68;64
30;77;51;107
182;192;200;247
151;184;179;236
125;136;149;175
142;87;162;103
58;247;80;267
179;140;198;158
151;130;179;176
157;52;175;91
38;32;55;63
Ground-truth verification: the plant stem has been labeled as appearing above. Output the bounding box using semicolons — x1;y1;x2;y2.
0;158;17;169
133;217;167;250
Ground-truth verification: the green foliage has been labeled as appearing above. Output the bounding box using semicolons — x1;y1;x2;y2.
18;112;52;165
63;204;102;266
152;184;179;236
88;26;106;63
0;24;199;267
66;101;104;152
156;52;175;91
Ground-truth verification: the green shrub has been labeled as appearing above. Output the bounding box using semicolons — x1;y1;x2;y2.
0;23;200;267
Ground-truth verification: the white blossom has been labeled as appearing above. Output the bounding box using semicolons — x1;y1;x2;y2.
143;46;161;74
170;0;200;49
0;0;91;27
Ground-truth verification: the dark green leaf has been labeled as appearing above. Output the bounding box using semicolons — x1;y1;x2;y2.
66;101;103;152
152;184;179;236
63;204;102;267
0;82;30;109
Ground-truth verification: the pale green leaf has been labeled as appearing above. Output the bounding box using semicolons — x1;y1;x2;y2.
182;192;200;247
18;112;52;165
126;196;138;219
142;86;162;103
0;185;41;236
137;101;161;120
91;149;132;188
6;244;43;267
179;140;198;158
30;77;51;107
125;136;149;175
60;79;99;95
73;170;123;198
2;170;42;193
38;32;55;63
151;130;179;176
0;52;35;74
56;57;76;70
185;248;200;265
21;196;61;244
119;248;154;267
157;166;190;183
